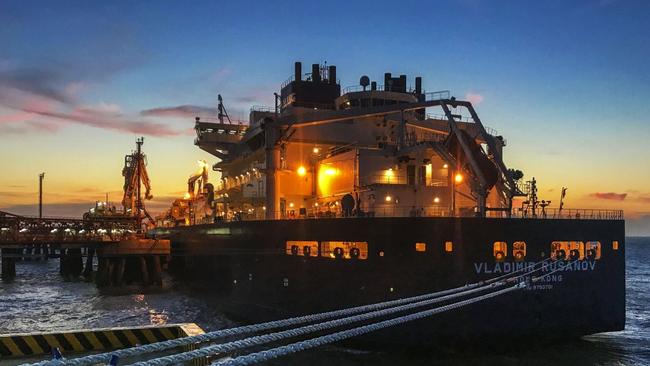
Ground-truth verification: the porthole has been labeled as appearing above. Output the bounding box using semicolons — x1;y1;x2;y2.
513;241;526;261
415;242;426;252
445;241;453;252
493;241;507;261
586;241;601;260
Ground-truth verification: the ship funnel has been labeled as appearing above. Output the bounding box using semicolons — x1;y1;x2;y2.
384;73;391;91
415;76;422;94
371;81;377;91
312;64;321;82
399;75;406;92
328;65;336;85
295;62;302;82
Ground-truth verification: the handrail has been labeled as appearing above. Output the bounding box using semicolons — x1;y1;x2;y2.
207;206;624;223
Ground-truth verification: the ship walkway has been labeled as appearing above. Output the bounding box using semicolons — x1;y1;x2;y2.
209;206;624;224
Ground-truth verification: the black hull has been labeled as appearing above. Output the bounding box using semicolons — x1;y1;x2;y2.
159;217;625;345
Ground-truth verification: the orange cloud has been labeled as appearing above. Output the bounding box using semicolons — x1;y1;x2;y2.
589;192;627;201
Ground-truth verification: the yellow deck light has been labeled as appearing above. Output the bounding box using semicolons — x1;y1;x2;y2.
454;173;463;184
297;166;307;176
385;195;392;202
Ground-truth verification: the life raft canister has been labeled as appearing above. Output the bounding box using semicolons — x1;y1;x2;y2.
333;247;344;259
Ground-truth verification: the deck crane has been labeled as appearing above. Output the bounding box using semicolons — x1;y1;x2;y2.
188;160;209;198
122;137;155;227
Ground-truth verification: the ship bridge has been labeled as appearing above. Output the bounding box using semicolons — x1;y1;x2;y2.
194;117;248;161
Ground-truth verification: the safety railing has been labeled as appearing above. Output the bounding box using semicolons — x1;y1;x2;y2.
212;206;624;222
506;208;624;220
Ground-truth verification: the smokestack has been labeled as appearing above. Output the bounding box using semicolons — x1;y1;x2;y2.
295;62;302;82
312;64;320;82
328;65;336;85
415;76;422;94
384;73;391;91
399;75;407;92
371;81;377;91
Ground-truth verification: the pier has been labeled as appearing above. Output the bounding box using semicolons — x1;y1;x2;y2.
0;211;169;286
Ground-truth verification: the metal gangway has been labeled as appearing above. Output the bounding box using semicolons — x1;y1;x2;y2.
22;258;574;366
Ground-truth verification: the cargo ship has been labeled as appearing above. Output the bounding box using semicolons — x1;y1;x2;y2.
153;62;625;345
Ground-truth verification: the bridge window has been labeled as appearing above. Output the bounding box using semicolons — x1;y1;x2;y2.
493;242;507;261
445;241;453;252
586;241;602;260
415;242;426;252
321;241;368;260
285;241;318;257
612;240;619;250
513;241;527;261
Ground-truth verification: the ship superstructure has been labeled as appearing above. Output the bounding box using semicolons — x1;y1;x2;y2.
154;62;625;345
193;62;527;224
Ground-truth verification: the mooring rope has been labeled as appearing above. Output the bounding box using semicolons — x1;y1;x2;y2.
145;284;526;366
31;258;551;366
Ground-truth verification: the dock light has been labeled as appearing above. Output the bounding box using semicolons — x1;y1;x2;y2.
50;228;58;233
434;197;440;203
262;206;266;210
454;173;464;184
325;168;337;176
183;192;191;199
385;195;392;202
19;228;28;233
314;202;319;207
313;147;320;154
443;164;448;169
297;166;307;176
289;202;295;208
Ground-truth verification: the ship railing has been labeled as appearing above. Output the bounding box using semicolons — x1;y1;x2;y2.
342;84;423;94
250;105;276;113
424;90;451;101
194;116;248;126
214;206;624;222
504;208;624;220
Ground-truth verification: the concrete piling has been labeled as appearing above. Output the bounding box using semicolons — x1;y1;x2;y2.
1;249;17;280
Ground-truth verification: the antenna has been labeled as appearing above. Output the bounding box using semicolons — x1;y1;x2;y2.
217;94;232;124
360;75;370;91
38;172;45;219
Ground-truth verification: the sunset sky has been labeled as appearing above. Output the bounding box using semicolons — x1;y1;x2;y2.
1;0;648;235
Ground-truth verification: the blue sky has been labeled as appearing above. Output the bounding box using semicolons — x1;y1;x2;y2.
0;0;649;234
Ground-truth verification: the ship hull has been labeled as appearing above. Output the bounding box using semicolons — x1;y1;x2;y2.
158;217;625;346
